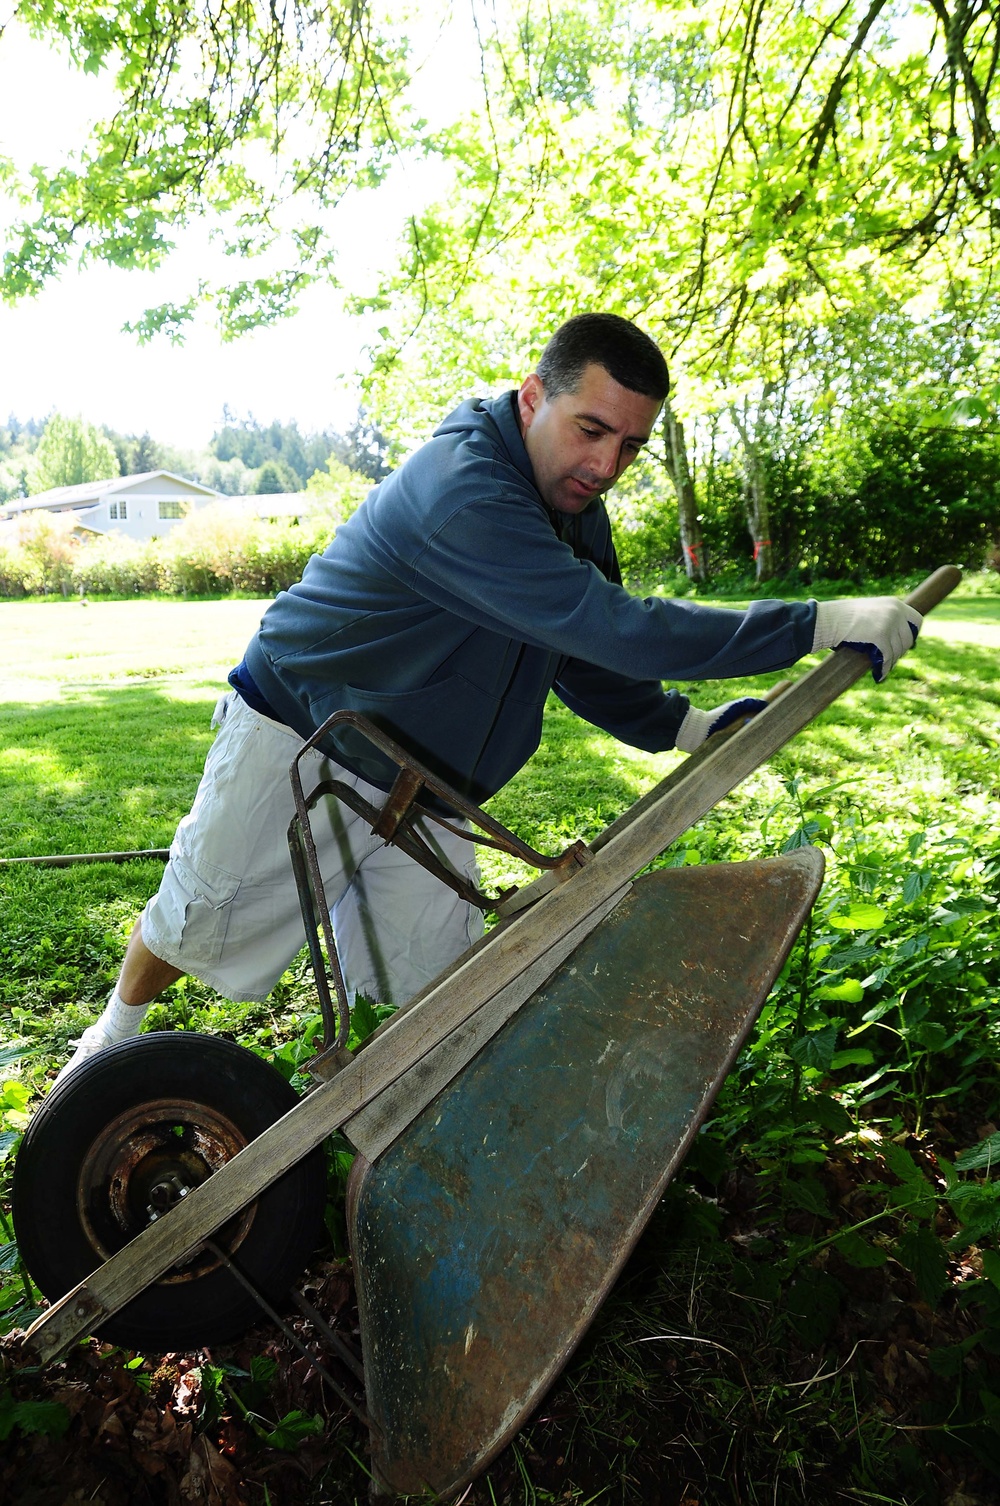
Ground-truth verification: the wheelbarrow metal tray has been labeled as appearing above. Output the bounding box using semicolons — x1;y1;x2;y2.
349;846;824;1498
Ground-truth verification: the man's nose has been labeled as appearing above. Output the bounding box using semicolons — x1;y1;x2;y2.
594;440;620;479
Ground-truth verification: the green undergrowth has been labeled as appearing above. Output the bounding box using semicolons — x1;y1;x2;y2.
0;594;999;1501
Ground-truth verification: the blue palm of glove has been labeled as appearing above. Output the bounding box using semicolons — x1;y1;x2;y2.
708;697;770;736
842;621;919;683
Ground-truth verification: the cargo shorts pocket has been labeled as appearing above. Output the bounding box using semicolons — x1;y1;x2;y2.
155;850;242;968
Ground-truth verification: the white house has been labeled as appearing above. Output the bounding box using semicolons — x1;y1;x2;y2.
1;471;222;541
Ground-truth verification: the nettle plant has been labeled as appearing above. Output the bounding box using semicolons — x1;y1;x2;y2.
708;777;999;1150
682;777;1000;1446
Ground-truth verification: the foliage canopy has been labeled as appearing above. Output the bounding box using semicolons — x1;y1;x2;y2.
4;1;1000;354
2;0;411;335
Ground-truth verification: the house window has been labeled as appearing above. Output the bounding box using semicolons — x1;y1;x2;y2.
109;499;127;520
159;500;184;519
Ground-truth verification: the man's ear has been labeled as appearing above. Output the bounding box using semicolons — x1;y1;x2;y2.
517;373;544;433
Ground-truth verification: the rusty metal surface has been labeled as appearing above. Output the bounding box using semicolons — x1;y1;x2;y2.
77;1097;256;1284
286;711;591;1055
348;848;824;1499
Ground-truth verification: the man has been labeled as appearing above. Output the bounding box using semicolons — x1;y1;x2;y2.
56;313;920;1080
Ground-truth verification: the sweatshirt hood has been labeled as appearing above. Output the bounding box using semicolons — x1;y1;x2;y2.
433;391;536;489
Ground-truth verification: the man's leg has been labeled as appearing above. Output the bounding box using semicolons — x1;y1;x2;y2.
118;918;185;1003
332;815;485;1007
53;921;186;1085
54;693;323;1083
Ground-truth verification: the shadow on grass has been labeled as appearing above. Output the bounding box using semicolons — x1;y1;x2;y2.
2;636;995;1022
0;683;217;858
0;686;217;1019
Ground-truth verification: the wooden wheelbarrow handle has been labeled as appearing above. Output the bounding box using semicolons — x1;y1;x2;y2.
23;566;961;1364
588;564;959;862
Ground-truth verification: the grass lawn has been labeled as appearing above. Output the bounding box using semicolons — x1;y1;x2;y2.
1;587;999;1505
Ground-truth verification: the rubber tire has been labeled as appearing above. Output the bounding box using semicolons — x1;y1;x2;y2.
13;1032;327;1353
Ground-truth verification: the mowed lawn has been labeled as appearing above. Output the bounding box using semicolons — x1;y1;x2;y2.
0;590;998;1043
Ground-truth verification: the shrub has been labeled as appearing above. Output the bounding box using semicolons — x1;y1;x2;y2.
0;545;39;597
70;534;163;596
6;514;79;595
157;502;337;596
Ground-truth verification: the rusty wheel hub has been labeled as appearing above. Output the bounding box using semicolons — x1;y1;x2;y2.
77;1097;256;1283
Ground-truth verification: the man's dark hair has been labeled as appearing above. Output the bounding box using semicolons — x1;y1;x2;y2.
536;313;669;403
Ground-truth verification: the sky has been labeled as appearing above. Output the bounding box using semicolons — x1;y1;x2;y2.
0;13;476;452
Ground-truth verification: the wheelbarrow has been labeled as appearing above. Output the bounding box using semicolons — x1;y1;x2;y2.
13;566;959;1499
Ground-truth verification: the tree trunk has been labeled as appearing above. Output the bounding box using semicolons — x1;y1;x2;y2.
663;400;707;582
731;403;775;583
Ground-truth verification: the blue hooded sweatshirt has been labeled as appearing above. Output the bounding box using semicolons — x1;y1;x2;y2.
243;391;816;802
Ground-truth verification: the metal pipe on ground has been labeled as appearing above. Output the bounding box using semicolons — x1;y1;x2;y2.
0;850;170;868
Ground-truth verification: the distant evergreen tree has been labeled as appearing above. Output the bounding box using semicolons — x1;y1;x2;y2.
128;432;163;473
338;410;391;481
209;411;384;487
253;458;299;494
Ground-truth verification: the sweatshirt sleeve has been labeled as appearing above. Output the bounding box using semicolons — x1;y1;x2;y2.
405;493;817;683
554;657;690;752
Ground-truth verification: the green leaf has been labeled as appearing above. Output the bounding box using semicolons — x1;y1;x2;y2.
882;1143;927;1186
349;994;395;1047
784;1268;843;1346
956;1133;1000;1174
788;1023;838;1071
837;1230;888;1268
250;1354;279;1388
785;1176;830;1217
928;1332;984;1375
896;1225;948;1307
0;1396;71;1439
0;1130;20;1164
902;869;934;904
259;1409;325;1450
809;1093;853;1137
0;1043;34;1072
830;1049;874;1070
913;1021;948;1052
946;1182;1000;1245
814;978;864;1003
828;904;886;932
0;1082;30;1113
685;1132;730;1187
980;1249;1000;1292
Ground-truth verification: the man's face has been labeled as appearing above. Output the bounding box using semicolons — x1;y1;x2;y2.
516;362;661;515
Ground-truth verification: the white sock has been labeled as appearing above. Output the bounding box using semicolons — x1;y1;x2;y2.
98;987;151;1043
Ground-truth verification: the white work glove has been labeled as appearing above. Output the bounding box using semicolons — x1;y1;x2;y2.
812;597;922;682
676;697;769;753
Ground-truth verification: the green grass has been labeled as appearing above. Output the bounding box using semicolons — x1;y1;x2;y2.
1;590;999;1503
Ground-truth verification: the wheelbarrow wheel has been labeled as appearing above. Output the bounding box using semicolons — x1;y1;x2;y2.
13;1032;327;1354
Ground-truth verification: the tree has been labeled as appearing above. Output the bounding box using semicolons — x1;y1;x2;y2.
30;414;120;492
352;0;1000;577
3;0;998;361
127;432;163;474
335;410;391;480
253;458;299;494
2;1;413;335
663;400;706;583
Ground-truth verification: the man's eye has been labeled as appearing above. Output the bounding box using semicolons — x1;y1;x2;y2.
580;427;601;438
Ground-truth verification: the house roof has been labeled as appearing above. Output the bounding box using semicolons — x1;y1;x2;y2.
4;470;221;515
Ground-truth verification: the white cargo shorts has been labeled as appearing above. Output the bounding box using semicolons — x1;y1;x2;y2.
141;692;485;1005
